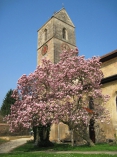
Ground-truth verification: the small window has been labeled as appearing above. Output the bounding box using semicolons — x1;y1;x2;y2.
116;96;117;111
62;28;67;40
44;29;47;41
89;97;94;109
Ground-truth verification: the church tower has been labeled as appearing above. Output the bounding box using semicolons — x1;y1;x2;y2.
37;8;76;65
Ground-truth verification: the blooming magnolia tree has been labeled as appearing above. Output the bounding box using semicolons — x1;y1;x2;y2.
52;49;110;146
5;48;110;147
5;60;58;146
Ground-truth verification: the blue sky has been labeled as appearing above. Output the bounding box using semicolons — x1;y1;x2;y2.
0;0;117;107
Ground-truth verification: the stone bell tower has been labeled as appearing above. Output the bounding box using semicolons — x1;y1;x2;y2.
37;8;76;65
37;8;76;141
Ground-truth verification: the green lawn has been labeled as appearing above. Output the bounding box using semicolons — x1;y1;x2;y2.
0;152;117;157
12;140;117;152
1;140;117;157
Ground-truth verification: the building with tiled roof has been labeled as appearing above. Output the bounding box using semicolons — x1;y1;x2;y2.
100;49;117;139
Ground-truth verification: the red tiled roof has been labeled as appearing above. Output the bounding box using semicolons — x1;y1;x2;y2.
100;49;117;62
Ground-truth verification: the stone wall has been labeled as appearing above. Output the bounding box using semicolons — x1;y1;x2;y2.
37;39;54;64
0;123;9;136
101;57;117;78
53;18;76;46
101;80;117;137
50;122;70;142
100;53;117;140
37;19;54;49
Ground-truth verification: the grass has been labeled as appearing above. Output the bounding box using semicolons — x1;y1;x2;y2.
0;152;117;157
1;140;117;157
11;140;117;152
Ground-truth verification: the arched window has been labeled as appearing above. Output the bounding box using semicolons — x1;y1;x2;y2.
89;97;94;109
44;29;47;41
62;28;67;40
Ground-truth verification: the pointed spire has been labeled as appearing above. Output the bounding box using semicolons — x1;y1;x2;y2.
62;3;64;8
53;8;75;27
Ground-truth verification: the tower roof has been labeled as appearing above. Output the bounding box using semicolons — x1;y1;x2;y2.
52;8;75;27
38;8;75;32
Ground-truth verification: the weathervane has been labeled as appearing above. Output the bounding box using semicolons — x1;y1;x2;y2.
62;3;64;8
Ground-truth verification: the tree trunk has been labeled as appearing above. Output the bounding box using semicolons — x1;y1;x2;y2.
71;129;74;146
83;129;95;146
33;126;37;143
38;125;53;147
33;126;40;146
84;136;95;146
75;128;95;147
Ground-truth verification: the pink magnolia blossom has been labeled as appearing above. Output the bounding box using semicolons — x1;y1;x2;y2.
5;48;110;136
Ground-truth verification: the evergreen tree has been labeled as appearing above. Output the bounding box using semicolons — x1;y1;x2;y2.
0;112;3;122
1;89;16;116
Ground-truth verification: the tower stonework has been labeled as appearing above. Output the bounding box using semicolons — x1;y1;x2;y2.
37;8;76;65
37;8;76;142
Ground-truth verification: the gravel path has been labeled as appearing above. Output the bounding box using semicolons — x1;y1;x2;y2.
0;137;32;153
53;151;117;154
